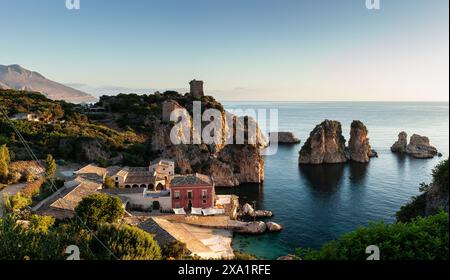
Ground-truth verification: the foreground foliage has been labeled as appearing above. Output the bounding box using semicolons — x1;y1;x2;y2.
296;212;448;260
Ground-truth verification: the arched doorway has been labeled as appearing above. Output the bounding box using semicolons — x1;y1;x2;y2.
152;201;160;210
125;185;131;188
148;184;155;191
155;183;164;191
132;184;139;188
140;184;146;188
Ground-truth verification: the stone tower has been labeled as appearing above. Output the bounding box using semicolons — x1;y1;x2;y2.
189;79;204;99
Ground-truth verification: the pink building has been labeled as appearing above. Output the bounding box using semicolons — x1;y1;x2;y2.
170;173;215;209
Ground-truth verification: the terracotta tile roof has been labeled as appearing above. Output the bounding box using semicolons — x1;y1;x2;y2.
170;173;213;187
74;164;107;178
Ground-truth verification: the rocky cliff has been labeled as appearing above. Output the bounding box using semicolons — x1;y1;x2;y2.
299;120;347;164
391;131;408;153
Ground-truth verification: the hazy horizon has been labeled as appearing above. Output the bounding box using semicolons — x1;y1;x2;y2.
1;0;448;101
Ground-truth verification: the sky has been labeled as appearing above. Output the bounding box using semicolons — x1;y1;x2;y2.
0;0;448;101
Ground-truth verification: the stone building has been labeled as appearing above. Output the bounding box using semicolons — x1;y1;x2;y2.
189;79;204;99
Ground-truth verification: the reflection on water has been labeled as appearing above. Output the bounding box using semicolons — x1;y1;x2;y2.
299;163;346;193
348;162;369;185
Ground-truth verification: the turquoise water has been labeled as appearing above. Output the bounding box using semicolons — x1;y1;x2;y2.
217;102;449;260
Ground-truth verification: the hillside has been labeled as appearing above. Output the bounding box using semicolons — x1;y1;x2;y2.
0;64;96;103
0;89;265;186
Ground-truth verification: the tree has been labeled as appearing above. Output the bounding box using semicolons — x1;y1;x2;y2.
103;175;115;189
45;154;57;180
92;223;161;260
74;193;124;229
0;144;10;182
3;192;32;213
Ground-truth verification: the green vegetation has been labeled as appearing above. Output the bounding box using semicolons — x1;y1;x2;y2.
103;175;116;189
296;212;448;260
161;240;190;260
0;144;10;182
45;154;57;180
2;192;32;213
92;223;162;260
396;159;449;222
74;193;125;229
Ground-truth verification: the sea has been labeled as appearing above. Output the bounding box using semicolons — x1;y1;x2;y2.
216;101;449;260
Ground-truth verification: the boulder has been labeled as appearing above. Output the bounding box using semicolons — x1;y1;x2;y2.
347;120;374;163
235;221;266;234
406;134;438;159
266;221;283;232
254;210;273;218
299;120;347;164
269;132;301;144
391;131;408;153
241;203;255;216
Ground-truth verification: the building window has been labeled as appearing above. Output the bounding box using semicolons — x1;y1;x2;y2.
175;202;180;208
202;190;207;200
187;191;193;199
115;177;118;181
174;191;180;199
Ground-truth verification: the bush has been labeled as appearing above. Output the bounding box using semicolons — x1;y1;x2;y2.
3;192;32;212
161;240;190;260
296;212;449;260
21;177;45;197
432;159;449;190
396;193;427;223
75;193;124;229
92;223;162;260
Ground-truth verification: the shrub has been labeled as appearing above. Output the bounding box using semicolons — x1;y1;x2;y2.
92;223;162;260
296;212;448;260
432;159;449;190
161;240;190;260
75;193;124;228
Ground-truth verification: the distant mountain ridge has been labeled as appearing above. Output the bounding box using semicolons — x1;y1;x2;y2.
0;64;96;103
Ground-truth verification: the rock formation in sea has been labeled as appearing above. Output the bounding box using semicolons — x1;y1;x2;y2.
406;134;439;159
391;131;408;153
391;132;439;159
268;132;301;144
347;120;377;163
298;120;348;164
266;221;283;232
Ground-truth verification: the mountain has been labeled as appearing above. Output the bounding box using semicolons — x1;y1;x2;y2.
0;64;97;103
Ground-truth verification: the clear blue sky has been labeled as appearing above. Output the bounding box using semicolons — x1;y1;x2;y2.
0;0;448;101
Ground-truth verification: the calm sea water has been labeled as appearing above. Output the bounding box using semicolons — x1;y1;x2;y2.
217;102;449;260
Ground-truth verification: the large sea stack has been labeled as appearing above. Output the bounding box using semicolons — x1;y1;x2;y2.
347;120;376;163
298;120;347;164
390;132;439;159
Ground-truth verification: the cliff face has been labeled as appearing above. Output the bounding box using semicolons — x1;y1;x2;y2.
347;121;374;163
299;120;347;164
143;98;266;187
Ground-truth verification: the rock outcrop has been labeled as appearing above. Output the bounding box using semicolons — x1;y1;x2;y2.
299;120;347;164
347;120;376;163
406;134;438;159
266;221;283;232
391;131;408;153
235;221;266;234
269;132;301;144
391;132;439;159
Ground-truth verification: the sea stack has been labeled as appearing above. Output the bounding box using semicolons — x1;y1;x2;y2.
347;120;376;163
298;120;347;164
391;132;439;159
391;131;408;153
269;132;301;144
406;134;439;159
